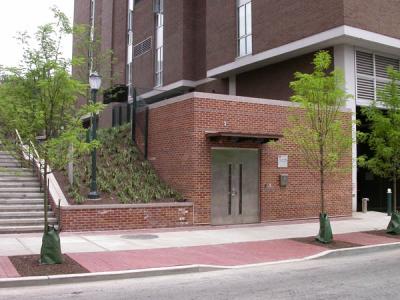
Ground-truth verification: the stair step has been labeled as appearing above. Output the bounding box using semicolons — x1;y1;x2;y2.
0;217;57;225
0;152;12;156
0;158;19;162
0;174;38;180
0;187;42;192
0;192;44;199
0;157;17;161
0;170;34;176
0;172;39;181
0;167;31;171
0;198;44;204
0;225;43;233
0;162;21;167
0;225;59;234
0;211;54;219
0;182;40;187
0;204;50;211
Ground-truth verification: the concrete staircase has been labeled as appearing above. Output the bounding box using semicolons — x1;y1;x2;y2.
0;149;56;233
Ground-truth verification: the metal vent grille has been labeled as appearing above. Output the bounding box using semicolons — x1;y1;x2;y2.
375;55;400;78
357;77;374;101
133;37;152;58
356;51;373;76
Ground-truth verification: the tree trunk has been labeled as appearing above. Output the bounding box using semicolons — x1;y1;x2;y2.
321;169;325;214
320;141;325;214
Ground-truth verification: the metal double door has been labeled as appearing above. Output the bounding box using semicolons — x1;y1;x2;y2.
211;148;260;225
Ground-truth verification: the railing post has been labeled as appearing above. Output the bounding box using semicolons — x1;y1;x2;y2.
28;143;31;170
39;160;43;192
31;145;35;177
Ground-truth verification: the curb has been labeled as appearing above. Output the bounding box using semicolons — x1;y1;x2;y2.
0;265;226;288
1;242;400;288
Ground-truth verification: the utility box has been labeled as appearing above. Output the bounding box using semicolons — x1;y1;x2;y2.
279;174;288;187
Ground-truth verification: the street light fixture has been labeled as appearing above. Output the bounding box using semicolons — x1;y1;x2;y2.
87;71;102;200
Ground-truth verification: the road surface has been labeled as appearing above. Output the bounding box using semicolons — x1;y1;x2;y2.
1;247;399;300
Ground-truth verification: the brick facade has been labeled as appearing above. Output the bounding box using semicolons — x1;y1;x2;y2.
144;93;352;224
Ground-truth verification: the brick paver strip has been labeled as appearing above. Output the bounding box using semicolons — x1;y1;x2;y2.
67;239;327;272
0;256;20;278
334;232;399;246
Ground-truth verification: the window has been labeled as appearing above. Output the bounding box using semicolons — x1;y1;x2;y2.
127;0;134;100
237;0;252;57
89;0;96;72
90;0;96;42
126;62;133;98
356;51;400;102
154;0;164;87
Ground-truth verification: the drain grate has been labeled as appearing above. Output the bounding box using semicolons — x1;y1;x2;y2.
121;234;159;240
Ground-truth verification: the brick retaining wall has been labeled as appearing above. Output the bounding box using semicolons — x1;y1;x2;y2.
50;200;193;232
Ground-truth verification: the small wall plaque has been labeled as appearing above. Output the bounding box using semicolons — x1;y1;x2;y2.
278;155;288;168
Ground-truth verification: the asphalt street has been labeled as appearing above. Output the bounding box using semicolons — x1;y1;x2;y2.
1;248;399;300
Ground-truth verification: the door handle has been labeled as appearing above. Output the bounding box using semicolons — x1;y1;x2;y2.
231;190;237;197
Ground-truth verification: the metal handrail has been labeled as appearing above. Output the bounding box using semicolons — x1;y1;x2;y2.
15;129;42;186
29;140;41;165
15;129;24;149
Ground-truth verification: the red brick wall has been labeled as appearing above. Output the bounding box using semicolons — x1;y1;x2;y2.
146;94;352;224
147;99;196;202
57;203;193;232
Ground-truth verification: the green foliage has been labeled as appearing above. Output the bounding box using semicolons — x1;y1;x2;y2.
72;22;118;88
284;50;352;213
66;124;182;204
0;7;103;170
359;67;400;207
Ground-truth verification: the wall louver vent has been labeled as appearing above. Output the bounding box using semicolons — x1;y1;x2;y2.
356;51;373;76
133;37;152;58
375;55;399;78
356;51;400;102
356;78;374;101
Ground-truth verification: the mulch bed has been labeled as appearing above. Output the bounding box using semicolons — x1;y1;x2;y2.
292;236;362;249
363;230;400;239
9;254;89;277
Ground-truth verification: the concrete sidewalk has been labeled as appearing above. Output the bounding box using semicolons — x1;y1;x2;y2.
0;212;390;256
0;211;399;282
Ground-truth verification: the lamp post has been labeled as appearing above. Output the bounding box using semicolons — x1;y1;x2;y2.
88;71;102;200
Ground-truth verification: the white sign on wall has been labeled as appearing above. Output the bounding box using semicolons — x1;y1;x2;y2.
278;155;288;168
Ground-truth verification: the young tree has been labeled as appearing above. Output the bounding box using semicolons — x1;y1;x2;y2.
358;67;400;233
0;7;104;264
284;51;352;243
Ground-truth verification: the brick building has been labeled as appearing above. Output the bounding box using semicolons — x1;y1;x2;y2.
73;0;400;225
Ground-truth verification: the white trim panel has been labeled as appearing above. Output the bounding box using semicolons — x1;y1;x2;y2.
148;92;300;110
148;92;352;112
139;78;216;99
208;25;400;78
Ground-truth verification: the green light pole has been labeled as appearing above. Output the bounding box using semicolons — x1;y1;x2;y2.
88;71;102;200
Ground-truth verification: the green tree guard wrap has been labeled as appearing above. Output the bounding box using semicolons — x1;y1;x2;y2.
316;213;333;244
40;227;63;265
387;211;400;235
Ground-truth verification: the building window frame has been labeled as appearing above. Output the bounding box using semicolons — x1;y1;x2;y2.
237;0;252;58
127;0;134;100
154;0;164;87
